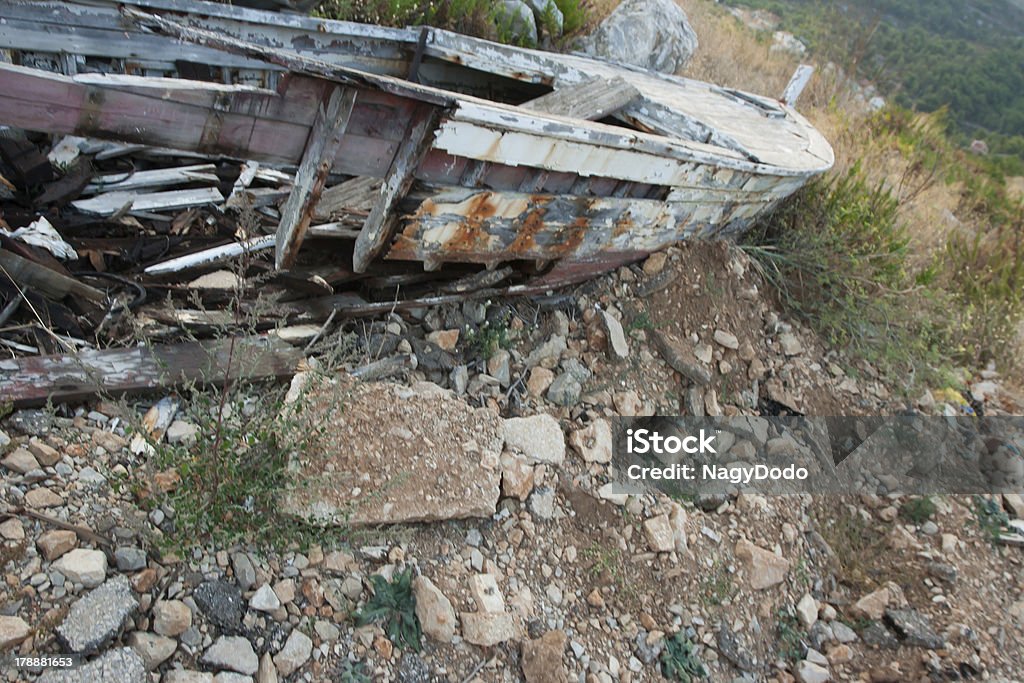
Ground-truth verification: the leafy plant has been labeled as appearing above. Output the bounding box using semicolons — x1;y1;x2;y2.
972;495;1010;545
463;314;511;360
775;608;805;662
356;568;422;651
334;659;372;683
899;496;936;524
660;631;707;682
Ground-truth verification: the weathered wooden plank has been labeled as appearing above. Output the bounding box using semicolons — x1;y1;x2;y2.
313;176;379;220
71;187;224;216
121;7;452;106
386;187;727;265
352;104;440;272
782;64;815;107
521;77;640;121
0;249;106;303
0;336;304;407
276;86;357;269
142;222;361;275
0;0;417;75
82;164;219;195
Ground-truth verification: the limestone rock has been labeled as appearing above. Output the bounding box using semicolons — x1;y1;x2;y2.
600;310;629;359
735;539;789;589
2;448;39;474
795;660;831;683
521;630;568;683
504;414;565;466
501;453;535;501
128;631;177;670
202;636;258;675
274;629;312;677
0;518;23;541
153;600;192;637
713;329;739;349
460;611;516;646
643;514;675;553
53;548;107;588
413;576;457;643
283;378;504;525
579;0;697;73
526;367;555;397
469;574;506;613
569;419;613;464
668;502;688;554
37;529;77;561
25;487;63;508
851;587;891;620
652;331;712;385
0;615;30;650
249;585;281;613
796;593;818;628
28;439;61;467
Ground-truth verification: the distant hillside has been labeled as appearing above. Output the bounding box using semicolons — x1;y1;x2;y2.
722;0;1024;166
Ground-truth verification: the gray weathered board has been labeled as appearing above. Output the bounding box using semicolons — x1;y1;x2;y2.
0;336;304;407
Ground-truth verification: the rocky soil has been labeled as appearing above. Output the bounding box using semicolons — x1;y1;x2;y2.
1;242;1023;682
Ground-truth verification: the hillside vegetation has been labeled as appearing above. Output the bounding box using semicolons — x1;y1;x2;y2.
720;0;1024;169
678;0;1024;390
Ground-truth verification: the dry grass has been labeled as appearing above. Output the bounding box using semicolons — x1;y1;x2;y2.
674;0;994;267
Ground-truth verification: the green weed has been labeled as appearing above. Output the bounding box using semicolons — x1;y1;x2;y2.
355;568;422;651
775;608;805;663
899;496;936;524
660;631;707;682
972;495;1010;545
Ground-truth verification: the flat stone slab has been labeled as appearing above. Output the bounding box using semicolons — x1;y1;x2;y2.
283;377;503;525
57;575;138;654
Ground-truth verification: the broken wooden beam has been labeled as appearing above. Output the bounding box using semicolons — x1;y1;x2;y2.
313;176;380;220
521;77;640;121
0;335;304;407
782;64;815;107
0;249;106;303
82;164;219;195
143;223;361;276
352;103;440;273
275;85;357;270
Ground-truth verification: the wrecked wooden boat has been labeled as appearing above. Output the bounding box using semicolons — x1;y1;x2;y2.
0;0;833;282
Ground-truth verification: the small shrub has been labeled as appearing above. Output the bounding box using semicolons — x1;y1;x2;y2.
356;568;422;651
814;505;887;590
743;161;953;386
660;631;707;682
334;659;371;683
463;314;511;360
972;495;1010;545
776;608;805;663
899;496;936;524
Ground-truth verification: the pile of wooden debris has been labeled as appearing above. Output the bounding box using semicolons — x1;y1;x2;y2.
0;0;833;406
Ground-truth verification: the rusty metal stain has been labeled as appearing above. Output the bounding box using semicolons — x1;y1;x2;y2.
612;211;633;238
506;207;547;254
